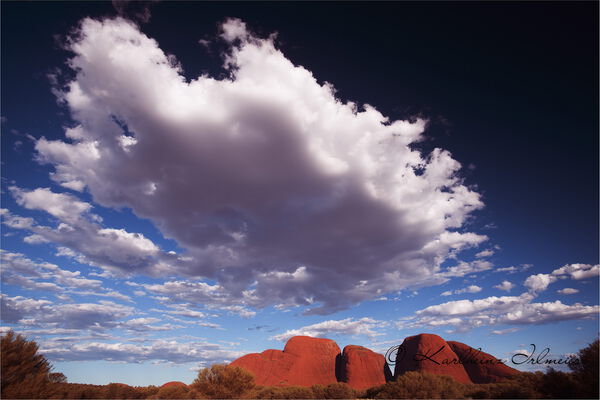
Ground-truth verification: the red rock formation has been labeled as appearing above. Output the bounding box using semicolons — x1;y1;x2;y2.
447;341;518;383
231;336;341;386
339;345;390;389
161;381;187;388
231;334;516;389
393;333;473;384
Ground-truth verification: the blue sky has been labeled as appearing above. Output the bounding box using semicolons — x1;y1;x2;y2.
1;1;598;386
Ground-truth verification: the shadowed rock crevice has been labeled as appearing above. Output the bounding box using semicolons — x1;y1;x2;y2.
335;353;345;383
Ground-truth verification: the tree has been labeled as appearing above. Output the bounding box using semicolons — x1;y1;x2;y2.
191;364;255;399
49;372;67;383
1;330;57;398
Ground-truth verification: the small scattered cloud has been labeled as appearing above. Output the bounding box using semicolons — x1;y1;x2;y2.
475;249;494;258
495;264;533;274
557;288;579;295
39;337;243;364
524;273;557;294
494;280;515;292
399;292;599;331
271;317;385;342
441;285;482;296
552;263;599;280
490;327;519;335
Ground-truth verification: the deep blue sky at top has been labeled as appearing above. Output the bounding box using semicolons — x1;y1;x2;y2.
3;1;597;270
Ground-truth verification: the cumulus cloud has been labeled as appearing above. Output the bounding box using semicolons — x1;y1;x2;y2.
27;17;486;314
524;273;557;294
441;260;492;278
0;251;133;303
2;188;178;276
1;250;101;289
120;317;183;333
490;328;519;335
10;187;92;224
475;249;494;258
441;285;482;296
271;317;385;342
39;337;243;364
495;264;532;274
494;280;515;292
552;263;599;280
400;292;599;331
1;294;133;330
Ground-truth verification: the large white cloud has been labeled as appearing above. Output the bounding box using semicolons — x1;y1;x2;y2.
30;17;486;314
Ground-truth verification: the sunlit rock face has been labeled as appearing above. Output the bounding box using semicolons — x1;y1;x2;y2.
338;345;390;389
447;341;519;383
393;333;519;384
230;336;340;386
393;333;473;384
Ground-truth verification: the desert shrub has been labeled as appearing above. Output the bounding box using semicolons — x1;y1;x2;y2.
322;382;355;399
191;364;255;399
137;385;161;399
310;384;327;399
570;338;599;399
47;383;110;399
279;386;315;399
105;382;145;399
539;368;581;398
467;372;544;399
367;371;465;399
252;385;315;399
249;386;278;399
1;330;57;399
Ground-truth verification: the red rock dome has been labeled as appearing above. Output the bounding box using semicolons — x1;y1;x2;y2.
161;381;187;388
231;336;341;387
393;333;472;384
339;345;390;389
447;341;518;383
